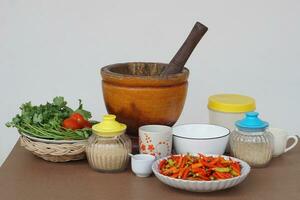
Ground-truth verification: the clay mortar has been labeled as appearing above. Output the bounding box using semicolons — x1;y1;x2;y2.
101;62;189;148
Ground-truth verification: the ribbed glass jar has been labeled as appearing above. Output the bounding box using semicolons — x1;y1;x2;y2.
230;129;273;167
86;133;132;172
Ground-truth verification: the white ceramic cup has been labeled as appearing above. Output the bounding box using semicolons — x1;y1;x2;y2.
131;154;156;177
139;125;172;158
269;128;299;157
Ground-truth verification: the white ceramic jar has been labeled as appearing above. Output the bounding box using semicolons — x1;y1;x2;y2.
208;94;256;132
208;94;256;152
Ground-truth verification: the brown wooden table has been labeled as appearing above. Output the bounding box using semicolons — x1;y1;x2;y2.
0;140;299;200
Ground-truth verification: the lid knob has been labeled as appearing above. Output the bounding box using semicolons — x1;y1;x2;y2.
246;112;258;117
103;114;116;121
235;112;269;132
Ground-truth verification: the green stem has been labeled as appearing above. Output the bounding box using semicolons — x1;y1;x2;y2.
22;123;63;139
18;123;89;140
38;124;84;139
17;126;55;139
38;125;85;140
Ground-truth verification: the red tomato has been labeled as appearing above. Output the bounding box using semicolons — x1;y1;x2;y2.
62;118;82;130
82;120;92;128
70;113;85;124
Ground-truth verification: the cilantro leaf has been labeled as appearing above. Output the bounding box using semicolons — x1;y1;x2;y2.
53;96;67;107
74;99;92;119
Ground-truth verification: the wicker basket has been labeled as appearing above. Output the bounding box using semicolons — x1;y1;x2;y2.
20;135;87;162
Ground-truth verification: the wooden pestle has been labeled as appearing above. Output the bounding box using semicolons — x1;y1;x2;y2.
161;22;208;75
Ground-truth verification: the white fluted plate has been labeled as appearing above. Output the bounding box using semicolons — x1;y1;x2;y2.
152;154;251;192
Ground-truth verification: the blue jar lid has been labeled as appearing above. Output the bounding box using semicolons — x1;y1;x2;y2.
235;112;269;132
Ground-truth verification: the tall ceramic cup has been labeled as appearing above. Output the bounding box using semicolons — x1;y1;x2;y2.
269;128;298;157
139;125;172;158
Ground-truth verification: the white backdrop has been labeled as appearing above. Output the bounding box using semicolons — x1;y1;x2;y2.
1;0;299;165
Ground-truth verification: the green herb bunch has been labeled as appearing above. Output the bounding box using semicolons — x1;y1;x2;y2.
6;97;93;140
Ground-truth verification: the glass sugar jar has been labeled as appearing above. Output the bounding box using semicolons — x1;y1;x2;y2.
230;112;273;167
86;114;132;172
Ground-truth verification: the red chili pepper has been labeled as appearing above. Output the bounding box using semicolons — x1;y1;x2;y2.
162;167;179;175
209;157;220;165
231;162;241;175
177;156;183;167
232;162;241;171
214;172;232;179
198;174;210;181
159;159;167;171
178;166;187;179
201;160;216;168
180;156;187;168
182;167;191;179
216;162;225;168
171;173;179;178
191;163;203;169
222;172;233;179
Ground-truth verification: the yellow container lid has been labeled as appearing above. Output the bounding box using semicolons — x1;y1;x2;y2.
208;94;256;113
92;114;126;137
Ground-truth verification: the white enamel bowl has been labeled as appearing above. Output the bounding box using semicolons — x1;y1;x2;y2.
173;124;230;155
152;155;251;192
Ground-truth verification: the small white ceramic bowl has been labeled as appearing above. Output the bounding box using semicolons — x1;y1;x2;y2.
131;154;156;177
173;124;230;155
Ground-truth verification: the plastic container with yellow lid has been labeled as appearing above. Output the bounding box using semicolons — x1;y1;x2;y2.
208;94;256;132
86;114;132;172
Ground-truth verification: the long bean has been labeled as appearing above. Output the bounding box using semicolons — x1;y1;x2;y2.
38;125;83;139
20;123;86;140
23;123;64;139
17;126;56;139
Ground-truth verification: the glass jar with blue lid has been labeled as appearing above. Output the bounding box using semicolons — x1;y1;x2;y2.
229;112;273;167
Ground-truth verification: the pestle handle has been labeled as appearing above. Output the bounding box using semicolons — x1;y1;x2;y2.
161;22;208;75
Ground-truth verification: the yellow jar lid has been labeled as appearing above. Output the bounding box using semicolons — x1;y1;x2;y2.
92;114;126;137
208;94;256;113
